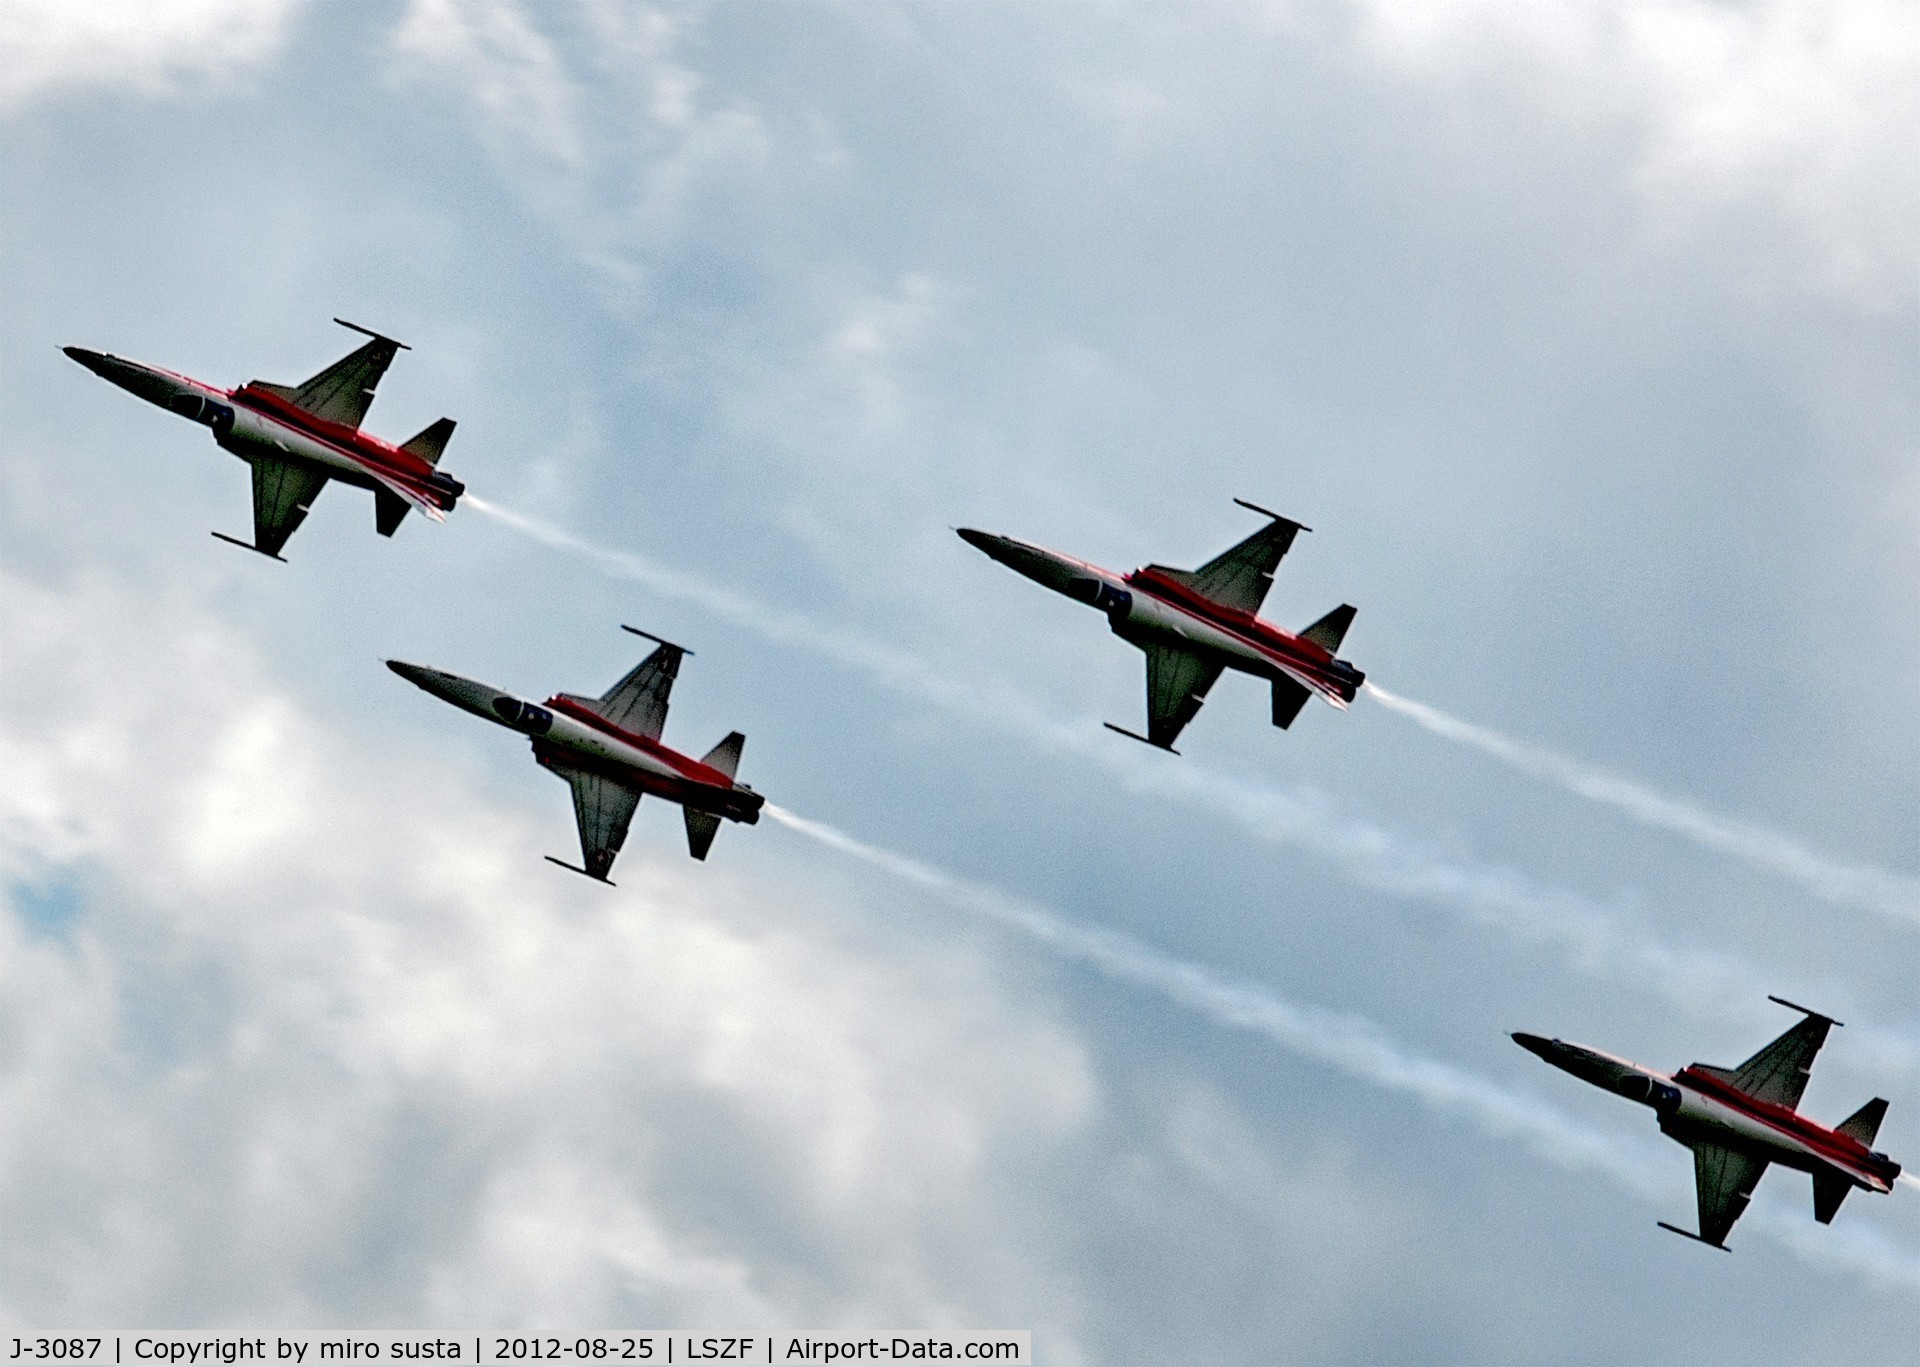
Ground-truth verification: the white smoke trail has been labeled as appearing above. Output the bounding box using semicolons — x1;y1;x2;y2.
764;803;1920;1290
1365;682;1920;927
465;497;1920;1071
763;803;1659;1189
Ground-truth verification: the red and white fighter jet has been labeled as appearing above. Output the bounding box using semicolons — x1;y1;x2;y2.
958;501;1363;751
64;319;463;560
1514;998;1902;1249
388;628;763;877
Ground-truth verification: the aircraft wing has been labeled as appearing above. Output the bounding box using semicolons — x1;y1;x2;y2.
250;456;329;557
540;758;641;881
1183;507;1308;615
1142;642;1226;749
1728;1012;1833;1111
596;641;683;741
1691;1142;1770;1248
288;324;405;429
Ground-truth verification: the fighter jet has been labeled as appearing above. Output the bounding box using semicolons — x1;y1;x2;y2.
1513;998;1901;1250
957;501;1363;751
388;628;762;877
64;319;463;560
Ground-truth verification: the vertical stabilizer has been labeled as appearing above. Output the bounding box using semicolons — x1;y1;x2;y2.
401;417;456;467
1836;1097;1889;1147
1300;604;1356;654
701;731;746;780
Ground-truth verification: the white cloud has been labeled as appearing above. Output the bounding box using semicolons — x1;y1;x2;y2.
1346;0;1920;306
0;0;305;113
0;563;1109;1329
391;0;587;183
387;0;780;286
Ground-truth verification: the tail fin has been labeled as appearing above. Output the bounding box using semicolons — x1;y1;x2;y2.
1301;604;1356;654
701;731;746;780
1813;1169;1854;1224
684;808;722;861
1837;1097;1890;1148
375;488;409;537
400;417;456;467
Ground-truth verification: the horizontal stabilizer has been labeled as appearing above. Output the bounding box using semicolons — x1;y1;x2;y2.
1836;1097;1890;1148
701;731;746;780
1272;677;1312;729
1301;604;1357;654
375;488;409;537
685;808;722;861
1812;1170;1854;1225
401;417;456;467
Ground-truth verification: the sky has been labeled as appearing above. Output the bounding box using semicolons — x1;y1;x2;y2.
1;0;1917;1359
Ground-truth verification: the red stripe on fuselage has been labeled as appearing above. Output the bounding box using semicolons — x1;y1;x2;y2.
1675;1066;1892;1181
544;695;736;791
1127;566;1349;692
229;383;442;491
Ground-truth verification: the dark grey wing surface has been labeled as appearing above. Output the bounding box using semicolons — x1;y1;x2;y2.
250;456;329;557
540;759;641;881
596;643;682;740
1692;1143;1770;1248
1143;642;1226;749
289;334;403;429
1185;515;1307;615
1729;1014;1833;1111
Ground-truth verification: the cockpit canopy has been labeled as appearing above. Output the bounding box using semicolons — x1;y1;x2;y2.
168;392;233;430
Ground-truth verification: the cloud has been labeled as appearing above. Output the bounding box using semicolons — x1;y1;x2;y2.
0;0;305;113
1344;0;1920;306
1367;682;1920;926
0;562;1109;1332
465;497;1920;1078
386;0;780;293
765;803;1920;1291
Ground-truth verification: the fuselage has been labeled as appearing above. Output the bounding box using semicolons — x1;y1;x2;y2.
1513;1034;1900;1195
387;663;761;823
63;348;461;514
957;530;1363;704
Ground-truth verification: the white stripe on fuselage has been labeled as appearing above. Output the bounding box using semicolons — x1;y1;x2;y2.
542;707;692;785
1052;553;1341;703
1671;1080;1885;1188
219;398;443;519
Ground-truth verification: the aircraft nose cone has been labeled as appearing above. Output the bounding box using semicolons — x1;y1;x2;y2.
387;659;431;685
955;527;1002;555
63;345;109;374
1511;1032;1555;1060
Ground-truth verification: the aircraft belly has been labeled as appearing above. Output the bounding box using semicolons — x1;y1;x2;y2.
226;409;387;485
1120;597;1268;673
547;714;681;785
1672;1091;1825;1171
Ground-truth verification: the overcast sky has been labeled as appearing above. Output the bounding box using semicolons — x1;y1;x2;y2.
3;1;1918;1360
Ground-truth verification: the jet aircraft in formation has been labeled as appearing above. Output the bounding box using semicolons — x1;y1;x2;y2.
388;628;763;879
63;319;1904;1261
1514;998;1901;1249
64;319;463;560
958;501;1363;751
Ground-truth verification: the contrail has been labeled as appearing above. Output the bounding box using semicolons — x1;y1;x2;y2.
465;497;1920;1071
1365;682;1920;927
763;803;1920;1290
